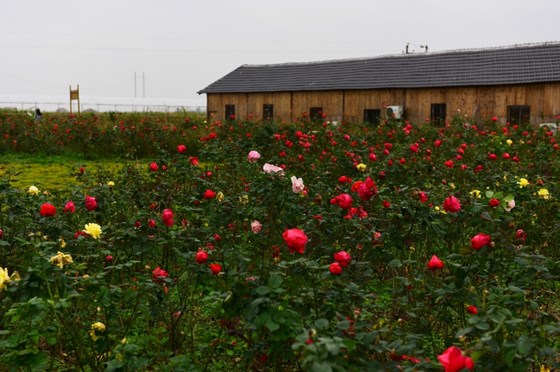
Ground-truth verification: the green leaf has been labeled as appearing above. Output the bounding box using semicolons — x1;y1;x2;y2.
455;327;473;338
388;259;402;268
265;319;279;332
315;318;329;329
517;335;533;355
475;322;490;330
268;273;283;289
255;286;269;296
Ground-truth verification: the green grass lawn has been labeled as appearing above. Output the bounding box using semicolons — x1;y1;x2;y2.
0;153;129;191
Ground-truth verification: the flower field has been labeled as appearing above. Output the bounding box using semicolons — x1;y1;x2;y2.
0;111;559;371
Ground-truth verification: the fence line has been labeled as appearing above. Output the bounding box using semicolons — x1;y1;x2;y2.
0;100;206;113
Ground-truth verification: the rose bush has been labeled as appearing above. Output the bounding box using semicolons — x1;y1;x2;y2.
0;111;558;370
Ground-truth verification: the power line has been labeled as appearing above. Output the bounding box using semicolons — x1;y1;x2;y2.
0;44;396;54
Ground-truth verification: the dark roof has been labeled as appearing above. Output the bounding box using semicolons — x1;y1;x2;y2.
198;42;560;94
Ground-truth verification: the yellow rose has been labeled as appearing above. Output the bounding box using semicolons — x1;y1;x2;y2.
537;188;550;200
83;223;102;239
506;139;513;146
28;185;40;195
469;190;481;199
216;191;225;202
49;251;73;269
0;267;11;291
89;322;106;341
518;178;529;188
356;163;367;172
107;181;115;187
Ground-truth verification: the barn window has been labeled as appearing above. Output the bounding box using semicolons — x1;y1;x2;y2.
363;109;381;125
225;104;235;120
263;104;274;120
507;105;531;125
431;103;446;125
310;107;323;121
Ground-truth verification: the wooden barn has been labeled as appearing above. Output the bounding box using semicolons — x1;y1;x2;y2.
198;42;560;125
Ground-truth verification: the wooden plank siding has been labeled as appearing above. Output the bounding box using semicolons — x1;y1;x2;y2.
205;82;560;124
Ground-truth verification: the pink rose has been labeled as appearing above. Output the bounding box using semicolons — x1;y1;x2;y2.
247;150;261;163
251;220;262;234
263;163;285;175
291;176;305;194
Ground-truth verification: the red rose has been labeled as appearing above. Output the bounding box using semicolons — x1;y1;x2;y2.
467;305;478;315
443;195;461;213
189;157;199;166
177;144;187;153
162;209;174;226
39;202;57;217
195;250;208;264
64;200;76;213
149;162;159;172
203;189;216;199
330;193;353;210
382;200;391;208
444;160;454;168
355;177;377;201
515;229;527;242
470;233;491;250
329;262;342;275
85;195;98;211
488;198;500;208
148;219;157;228
333;250;351;268
152;266;169;283
427;255;444;270
282;228;308;254
209;263;222;275
418;191;428;203
437;346;474;372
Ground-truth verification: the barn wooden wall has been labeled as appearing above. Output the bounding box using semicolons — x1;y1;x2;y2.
205;83;560;124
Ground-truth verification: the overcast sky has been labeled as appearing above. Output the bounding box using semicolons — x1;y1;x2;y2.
1;0;559;103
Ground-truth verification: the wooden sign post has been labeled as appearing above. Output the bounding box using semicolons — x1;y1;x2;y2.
70;85;80;113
